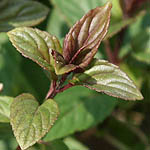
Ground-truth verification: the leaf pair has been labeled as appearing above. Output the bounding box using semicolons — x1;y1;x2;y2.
8;2;112;76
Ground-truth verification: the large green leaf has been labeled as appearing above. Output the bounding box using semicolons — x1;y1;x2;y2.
8;27;62;72
10;93;59;150
44;86;117;141
51;0;133;39
0;96;13;123
0;0;49;32
71;59;143;100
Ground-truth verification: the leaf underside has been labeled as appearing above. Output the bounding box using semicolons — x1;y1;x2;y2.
10;93;59;150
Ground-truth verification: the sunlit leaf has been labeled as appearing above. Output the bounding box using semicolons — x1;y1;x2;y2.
8;27;62;71
71;59;143;100
0;96;13;123
10;93;59;150
63;2;112;68
0;0;49;32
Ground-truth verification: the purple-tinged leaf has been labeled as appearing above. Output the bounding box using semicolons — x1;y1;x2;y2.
63;2;112;68
70;59;143;100
51;50;77;75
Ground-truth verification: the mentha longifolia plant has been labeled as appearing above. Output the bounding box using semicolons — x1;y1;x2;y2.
6;2;143;150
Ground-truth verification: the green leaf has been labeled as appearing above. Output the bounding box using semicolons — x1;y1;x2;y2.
44;86;117;141
0;96;13;123
51;50;77;75
0;32;46;99
0;83;3;92
64;137;89;150
46;8;69;39
63;2;112;68
130;12;150;64
8;27;62;71
0;0;49;32
71;59;143;100
10;93;59;150
26;140;69;150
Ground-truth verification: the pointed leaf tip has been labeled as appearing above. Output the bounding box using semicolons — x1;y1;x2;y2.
71;59;143;101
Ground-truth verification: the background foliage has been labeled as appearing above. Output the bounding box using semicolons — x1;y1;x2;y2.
0;0;150;149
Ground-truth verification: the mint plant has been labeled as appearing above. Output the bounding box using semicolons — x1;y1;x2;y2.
0;2;143;150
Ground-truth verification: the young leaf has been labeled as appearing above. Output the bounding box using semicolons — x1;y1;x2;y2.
51;50;77;75
0;0;49;32
70;59;143;100
10;94;59;150
0;96;13;123
8;27;62;71
63;2;112;68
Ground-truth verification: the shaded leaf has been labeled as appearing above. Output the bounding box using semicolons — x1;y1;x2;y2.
8;27;62;71
64;136;89;150
26;140;69;150
63;2;112;68
0;0;49;32
44;86;117;141
51;50;77;75
0;96;13;123
10;93;59;150
71;59;143;100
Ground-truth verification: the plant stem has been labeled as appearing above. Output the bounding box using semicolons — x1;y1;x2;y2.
104;40;116;64
16;146;21;150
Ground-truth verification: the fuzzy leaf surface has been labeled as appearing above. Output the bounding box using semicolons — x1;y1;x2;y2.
0;96;13;123
0;0;49;32
10;94;59;150
8;27;62;71
71;59;143;100
63;2;112;68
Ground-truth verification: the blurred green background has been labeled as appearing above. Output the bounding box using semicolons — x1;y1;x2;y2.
0;0;150;149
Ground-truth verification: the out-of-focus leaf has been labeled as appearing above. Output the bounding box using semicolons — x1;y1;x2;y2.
0;123;18;150
63;2;112;68
0;83;3;92
71;59;143;100
46;8;69;39
10;93;59;150
0;96;13;123
130;12;150;64
44;86;117;141
0;0;49;32
64;137;89;150
8;27;62;72
0;32;48;99
51;50;77;75
26;140;69;150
